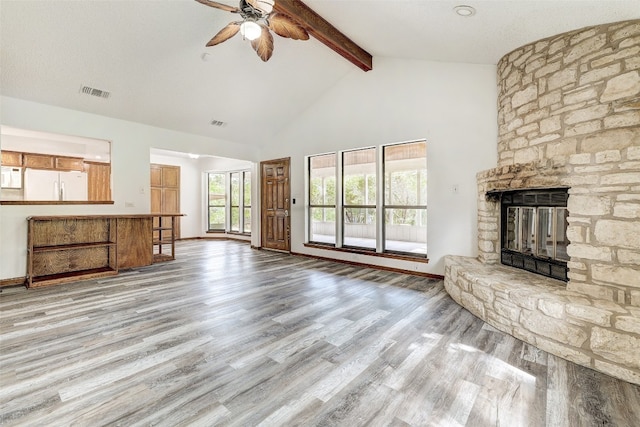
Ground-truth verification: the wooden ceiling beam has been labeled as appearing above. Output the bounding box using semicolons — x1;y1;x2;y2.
273;0;373;71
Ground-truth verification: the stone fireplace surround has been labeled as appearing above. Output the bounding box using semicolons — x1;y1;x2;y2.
444;20;640;385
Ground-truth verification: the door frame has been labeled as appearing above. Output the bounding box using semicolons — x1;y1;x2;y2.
260;157;291;252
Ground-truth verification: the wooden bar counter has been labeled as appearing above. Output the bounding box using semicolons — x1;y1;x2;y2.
26;214;183;288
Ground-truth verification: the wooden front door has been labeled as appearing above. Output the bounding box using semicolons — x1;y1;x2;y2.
261;158;290;252
150;164;180;239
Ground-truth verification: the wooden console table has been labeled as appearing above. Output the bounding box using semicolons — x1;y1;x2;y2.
26;214;183;288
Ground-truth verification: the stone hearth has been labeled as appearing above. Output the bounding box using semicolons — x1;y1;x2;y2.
445;19;640;385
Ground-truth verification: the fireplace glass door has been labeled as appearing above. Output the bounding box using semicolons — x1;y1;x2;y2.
499;188;569;281
504;206;568;260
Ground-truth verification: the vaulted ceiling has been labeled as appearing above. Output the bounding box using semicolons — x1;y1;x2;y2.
1;1;639;147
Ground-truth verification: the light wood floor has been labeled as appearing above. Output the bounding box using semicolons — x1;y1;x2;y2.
1;240;639;426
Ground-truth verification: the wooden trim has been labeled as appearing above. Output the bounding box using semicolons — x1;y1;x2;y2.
27;214;184;220
292;250;442;279
274;0;372;71
0;277;26;288
0;201;115;205
304;242;429;263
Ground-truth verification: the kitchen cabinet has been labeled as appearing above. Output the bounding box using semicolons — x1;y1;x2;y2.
85;162;112;201
55;156;84;171
23;153;85;171
151;164;181;238
23;153;54;169
1;151;23;167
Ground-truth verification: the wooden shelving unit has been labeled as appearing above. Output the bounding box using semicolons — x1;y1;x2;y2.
26;214;182;288
27;216;118;288
153;215;176;263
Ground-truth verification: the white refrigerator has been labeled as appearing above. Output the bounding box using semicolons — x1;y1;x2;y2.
24;169;88;201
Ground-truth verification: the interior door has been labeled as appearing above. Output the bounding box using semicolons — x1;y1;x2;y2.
261;158;290;252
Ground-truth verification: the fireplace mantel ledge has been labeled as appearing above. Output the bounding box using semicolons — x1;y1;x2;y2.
443;255;640;385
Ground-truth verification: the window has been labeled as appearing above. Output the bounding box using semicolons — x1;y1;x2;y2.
343;148;376;250
306;140;427;258
243;171;252;233
207;170;251;234
308;154;336;244
230;172;240;232
383;141;427;255
208;173;226;231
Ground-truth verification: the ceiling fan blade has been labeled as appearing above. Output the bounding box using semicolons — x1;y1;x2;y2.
206;22;241;47
251;25;274;62
195;0;240;13
268;13;309;40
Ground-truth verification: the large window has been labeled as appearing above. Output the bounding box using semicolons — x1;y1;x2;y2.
230;172;240;232
307;140;427;258
383;141;427;255
343;148;376;250
309;154;336;244
207;170;251;234
243;171;252;234
208;173;226;231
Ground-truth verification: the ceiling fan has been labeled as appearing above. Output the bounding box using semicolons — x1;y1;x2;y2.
195;0;309;62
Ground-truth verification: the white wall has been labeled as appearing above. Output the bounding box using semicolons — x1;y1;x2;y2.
0;96;258;280
262;57;498;276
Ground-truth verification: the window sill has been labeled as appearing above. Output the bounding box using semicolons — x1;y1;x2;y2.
304;243;429;263
206;230;251;236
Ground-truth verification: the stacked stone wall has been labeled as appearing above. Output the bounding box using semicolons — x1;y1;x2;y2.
497;20;640;167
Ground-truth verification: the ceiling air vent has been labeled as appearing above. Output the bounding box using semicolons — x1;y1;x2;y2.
79;85;110;99
210;119;227;127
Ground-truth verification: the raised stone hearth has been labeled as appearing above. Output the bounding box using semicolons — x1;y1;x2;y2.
445;19;640;385
444;256;640;385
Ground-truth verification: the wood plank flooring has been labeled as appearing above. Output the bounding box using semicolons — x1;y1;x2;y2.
1;240;639;426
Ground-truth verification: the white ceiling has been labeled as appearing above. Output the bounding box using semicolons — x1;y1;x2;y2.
1;0;639;149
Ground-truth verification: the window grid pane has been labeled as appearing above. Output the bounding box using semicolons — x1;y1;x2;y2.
383;141;427;255
230;172;240;206
309;154;337;245
342;148;376;249
208;173;226;231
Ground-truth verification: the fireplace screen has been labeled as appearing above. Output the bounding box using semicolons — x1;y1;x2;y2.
500;189;569;281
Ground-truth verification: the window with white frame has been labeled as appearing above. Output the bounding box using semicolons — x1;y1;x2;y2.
208;173;226;231
309;154;336;244
383;141;427;255
307;140;427;257
243;171;252;234
343;147;377;250
207;170;251;234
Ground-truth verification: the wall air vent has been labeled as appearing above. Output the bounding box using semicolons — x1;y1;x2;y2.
79;85;110;99
210;119;227;127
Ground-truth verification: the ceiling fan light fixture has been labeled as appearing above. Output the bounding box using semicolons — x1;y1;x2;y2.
240;20;262;40
454;5;476;17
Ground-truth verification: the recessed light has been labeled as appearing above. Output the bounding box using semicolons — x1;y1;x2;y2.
454;5;476;17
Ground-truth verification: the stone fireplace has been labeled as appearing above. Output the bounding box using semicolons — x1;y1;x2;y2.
445;19;640;385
